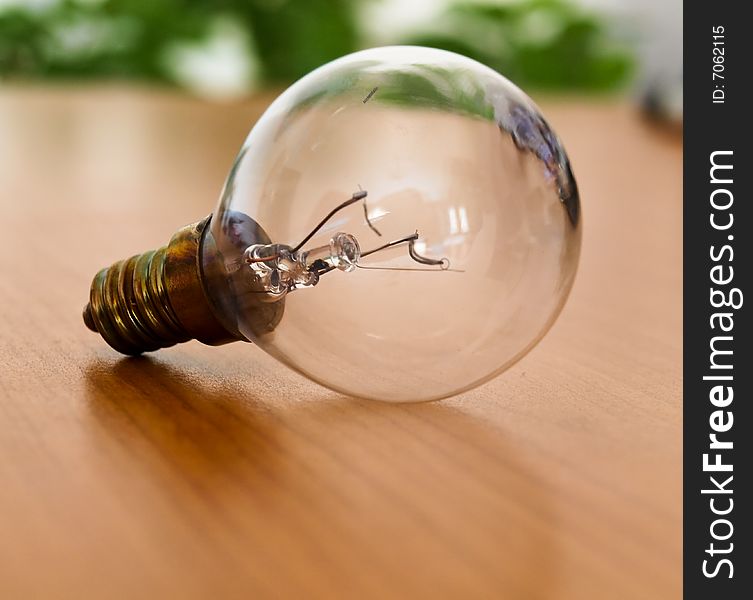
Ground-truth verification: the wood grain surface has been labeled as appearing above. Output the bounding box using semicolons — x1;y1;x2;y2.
0;87;682;599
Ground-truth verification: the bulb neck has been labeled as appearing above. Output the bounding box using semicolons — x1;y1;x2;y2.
83;216;242;355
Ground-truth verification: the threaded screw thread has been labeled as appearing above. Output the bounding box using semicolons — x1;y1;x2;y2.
83;246;191;355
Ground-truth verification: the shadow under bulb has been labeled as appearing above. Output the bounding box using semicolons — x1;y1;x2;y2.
83;46;581;403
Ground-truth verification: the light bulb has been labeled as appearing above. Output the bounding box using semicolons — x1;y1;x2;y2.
84;46;581;403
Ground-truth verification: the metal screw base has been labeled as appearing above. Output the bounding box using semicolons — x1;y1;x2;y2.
84;247;190;355
83;216;240;355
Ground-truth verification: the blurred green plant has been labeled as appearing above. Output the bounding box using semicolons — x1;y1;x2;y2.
0;0;358;88
403;0;633;91
0;0;632;94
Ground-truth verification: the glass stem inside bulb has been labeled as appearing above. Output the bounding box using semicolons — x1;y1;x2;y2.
303;232;360;273
243;190;451;299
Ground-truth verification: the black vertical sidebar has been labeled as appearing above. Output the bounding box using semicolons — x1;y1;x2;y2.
684;2;751;599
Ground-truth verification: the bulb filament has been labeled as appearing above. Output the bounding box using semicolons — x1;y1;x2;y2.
244;190;451;298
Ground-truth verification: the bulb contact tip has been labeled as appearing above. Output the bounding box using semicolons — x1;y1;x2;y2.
83;303;97;332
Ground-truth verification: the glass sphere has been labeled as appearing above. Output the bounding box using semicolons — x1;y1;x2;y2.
205;46;581;402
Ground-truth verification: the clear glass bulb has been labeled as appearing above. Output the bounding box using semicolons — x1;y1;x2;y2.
201;46;581;403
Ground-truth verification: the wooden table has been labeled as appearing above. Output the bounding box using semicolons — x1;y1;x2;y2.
0;87;682;599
